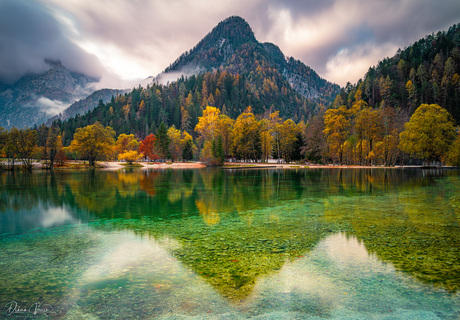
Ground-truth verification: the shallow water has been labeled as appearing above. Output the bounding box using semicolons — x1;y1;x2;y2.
0;168;459;319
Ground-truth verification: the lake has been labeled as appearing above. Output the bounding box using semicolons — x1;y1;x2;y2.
0;168;459;319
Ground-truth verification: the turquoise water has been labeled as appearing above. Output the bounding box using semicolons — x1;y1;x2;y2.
0;168;459;319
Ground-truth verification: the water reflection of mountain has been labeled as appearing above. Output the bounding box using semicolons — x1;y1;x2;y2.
0;168;459;296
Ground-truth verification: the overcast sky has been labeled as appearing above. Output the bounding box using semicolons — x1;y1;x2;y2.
1;0;459;88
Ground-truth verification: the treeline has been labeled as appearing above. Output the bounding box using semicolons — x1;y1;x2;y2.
1;103;460;169
337;23;460;124
304;100;459;166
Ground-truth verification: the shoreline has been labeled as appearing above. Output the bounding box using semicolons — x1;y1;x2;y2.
0;160;456;171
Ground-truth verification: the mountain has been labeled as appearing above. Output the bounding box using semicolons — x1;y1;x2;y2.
0;59;98;129
336;23;460;124
157;16;339;107
45;88;128;126
55;16;340;143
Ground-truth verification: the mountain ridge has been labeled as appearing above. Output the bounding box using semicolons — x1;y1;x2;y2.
0;60;98;128
156;16;339;105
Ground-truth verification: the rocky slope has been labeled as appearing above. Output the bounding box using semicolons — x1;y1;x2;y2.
45;88;128;126
155;16;339;106
0;60;97;128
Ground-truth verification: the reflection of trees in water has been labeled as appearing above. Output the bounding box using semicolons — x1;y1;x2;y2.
0;171;71;212
0;168;455;217
1;168;459;294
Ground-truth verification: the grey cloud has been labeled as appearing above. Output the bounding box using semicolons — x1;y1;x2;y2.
5;0;459;88
247;0;460;84
0;0;103;84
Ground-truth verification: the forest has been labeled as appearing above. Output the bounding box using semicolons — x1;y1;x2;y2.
1;23;460;169
0;102;459;170
337;24;460;123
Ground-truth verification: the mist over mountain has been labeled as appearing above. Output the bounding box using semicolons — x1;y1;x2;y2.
0;60;98;128
45;88;128;127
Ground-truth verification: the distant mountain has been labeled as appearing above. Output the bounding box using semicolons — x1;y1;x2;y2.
156;16;339;109
45;88;128;126
0;60;98;128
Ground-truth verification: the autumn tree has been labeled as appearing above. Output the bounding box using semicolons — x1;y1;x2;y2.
0;128;16;167
0;127;6;158
195;106;221;143
8;128;38;170
446;132;460;166
195;106;230;164
118;150;142;164
268;111;283;160
302;108;326;164
277;119;300;163
167;126;182;162
114;134;139;156
45;127;64;170
259;119;273;162
380;106;404;166
406;80;417;111
399;104;456;164
323;106;350;164
217;114;234;158
69;122;115;167
140;134;158;161
232;106;261;161
355;107;383;165
114;133;141;163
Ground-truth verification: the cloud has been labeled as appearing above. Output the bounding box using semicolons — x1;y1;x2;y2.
3;0;460;88
40;0;262;83
254;0;460;85
36;96;71;116
0;0;103;84
324;43;399;87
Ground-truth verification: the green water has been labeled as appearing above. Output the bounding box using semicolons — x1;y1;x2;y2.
0;168;459;319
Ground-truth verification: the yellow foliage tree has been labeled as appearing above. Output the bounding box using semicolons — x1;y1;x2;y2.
69;122;115;167
268;111;283;160
278;119;300;163
259;119;273;162
232;107;260;160
195;106;221;143
114;134;139;158
217;114;234;158
399;104;456;163
323;106;350;164
168;126;196;162
118;150;142;164
446;132;460;166
167;126;182;161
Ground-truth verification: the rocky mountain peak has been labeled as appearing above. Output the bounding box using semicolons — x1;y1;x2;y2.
0;61;97;128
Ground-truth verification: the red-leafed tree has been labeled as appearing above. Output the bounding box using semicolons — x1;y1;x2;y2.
140;134;159;161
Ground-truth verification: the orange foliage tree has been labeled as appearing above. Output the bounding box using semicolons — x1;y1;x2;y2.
140;134;158;161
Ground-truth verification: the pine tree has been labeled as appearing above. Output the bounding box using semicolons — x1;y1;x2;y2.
156;122;171;161
182;139;194;161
